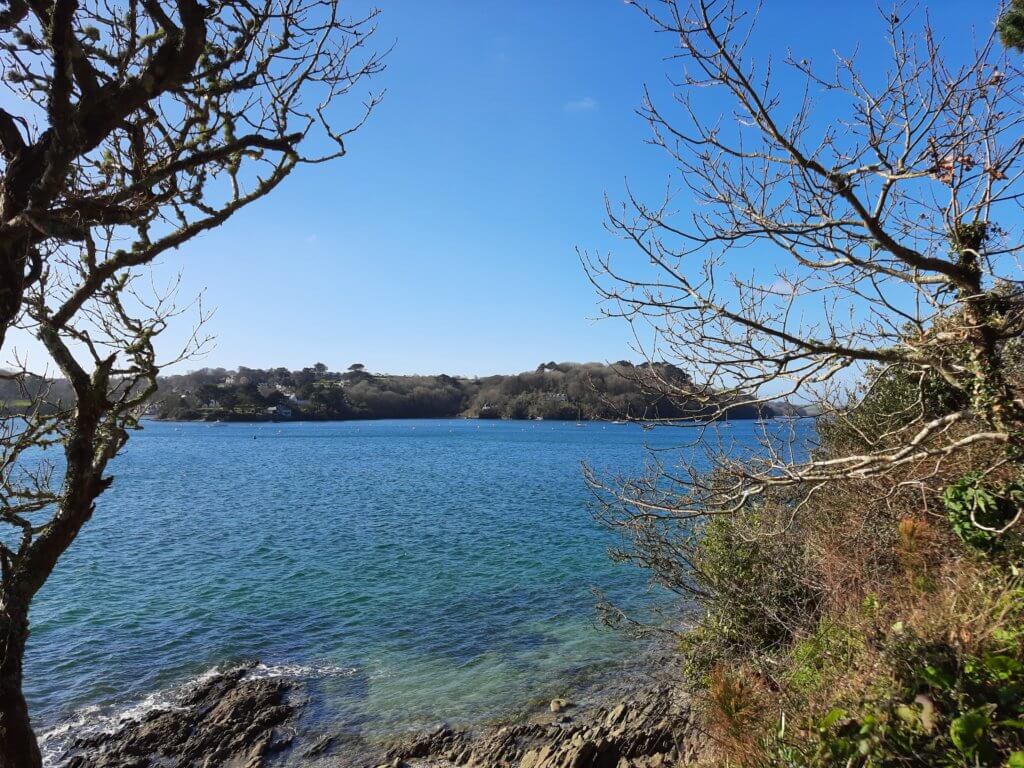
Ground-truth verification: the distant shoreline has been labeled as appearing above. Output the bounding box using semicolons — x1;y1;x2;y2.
145;413;786;425
7;361;815;422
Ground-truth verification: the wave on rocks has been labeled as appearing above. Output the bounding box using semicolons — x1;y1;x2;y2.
39;660;356;766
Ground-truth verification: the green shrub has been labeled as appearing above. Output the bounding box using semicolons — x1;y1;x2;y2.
686;503;822;673
943;472;1024;551
759;577;1024;767
1000;0;1024;51
819;365;967;455
787;620;862;697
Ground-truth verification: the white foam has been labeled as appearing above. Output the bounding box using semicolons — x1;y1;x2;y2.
249;661;358;679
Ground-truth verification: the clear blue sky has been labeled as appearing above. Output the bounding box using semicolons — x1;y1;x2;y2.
4;1;1004;376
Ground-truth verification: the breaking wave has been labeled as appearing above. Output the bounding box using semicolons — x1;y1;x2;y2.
39;661;357;766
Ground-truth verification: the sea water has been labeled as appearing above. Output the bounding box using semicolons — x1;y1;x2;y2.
27;418;805;761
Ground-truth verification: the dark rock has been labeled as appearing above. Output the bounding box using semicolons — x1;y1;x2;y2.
58;664;301;768
382;685;705;767
302;734;336;757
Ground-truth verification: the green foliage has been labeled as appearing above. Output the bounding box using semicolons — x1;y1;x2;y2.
762;655;1024;766
759;578;1024;767
950;220;991;259
819;364;967;454
682;505;822;675
943;472;1024;551
1000;0;1024;52
787;621;861;696
468;360;698;421
948;706;993;757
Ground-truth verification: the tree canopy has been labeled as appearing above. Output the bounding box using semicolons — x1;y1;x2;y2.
145;360;785;422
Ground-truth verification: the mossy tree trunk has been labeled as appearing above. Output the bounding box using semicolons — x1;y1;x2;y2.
0;596;38;768
953;228;1024;443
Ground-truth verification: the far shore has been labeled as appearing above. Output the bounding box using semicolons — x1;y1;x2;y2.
144;413;787;425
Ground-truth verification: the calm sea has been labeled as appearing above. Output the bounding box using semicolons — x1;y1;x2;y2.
28;418;801;762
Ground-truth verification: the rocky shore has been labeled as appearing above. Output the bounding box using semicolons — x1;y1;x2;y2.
53;663;705;767
378;684;704;768
54;663;302;767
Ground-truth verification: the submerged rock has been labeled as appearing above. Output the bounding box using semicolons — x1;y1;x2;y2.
302;733;337;757
548;699;572;714
381;685;703;768
60;663;299;768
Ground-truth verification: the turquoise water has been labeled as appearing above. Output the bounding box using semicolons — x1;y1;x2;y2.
28;418;789;760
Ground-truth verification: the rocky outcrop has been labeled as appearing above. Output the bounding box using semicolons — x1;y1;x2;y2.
59;663;299;768
380;685;704;768
53;661;705;768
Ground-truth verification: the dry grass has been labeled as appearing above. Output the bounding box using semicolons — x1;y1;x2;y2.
681;417;1023;765
702;664;771;766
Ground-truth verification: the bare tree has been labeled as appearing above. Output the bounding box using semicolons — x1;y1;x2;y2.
583;0;1024;567
0;3;382;763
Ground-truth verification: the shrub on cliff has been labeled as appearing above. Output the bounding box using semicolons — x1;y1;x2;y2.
587;2;1024;765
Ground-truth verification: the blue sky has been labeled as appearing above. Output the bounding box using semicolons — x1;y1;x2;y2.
4;1;1006;376
165;0;672;376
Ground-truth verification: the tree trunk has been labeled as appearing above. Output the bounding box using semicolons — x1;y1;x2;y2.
0;241;26;352
961;290;1023;438
0;395;110;768
0;130;52;352
0;603;40;768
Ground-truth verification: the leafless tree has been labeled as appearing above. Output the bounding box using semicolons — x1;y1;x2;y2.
583;0;1024;590
0;3;382;763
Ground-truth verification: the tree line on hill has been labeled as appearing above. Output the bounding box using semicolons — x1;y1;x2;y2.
145;361;794;422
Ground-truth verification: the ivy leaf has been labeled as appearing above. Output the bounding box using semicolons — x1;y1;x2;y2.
820;708;846;730
981;653;1024;680
921;664;955;690
949;707;992;755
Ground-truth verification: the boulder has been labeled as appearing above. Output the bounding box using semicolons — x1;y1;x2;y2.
60;664;299;768
549;698;573;713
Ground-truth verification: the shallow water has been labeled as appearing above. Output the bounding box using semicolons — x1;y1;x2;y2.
27;418;802;762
